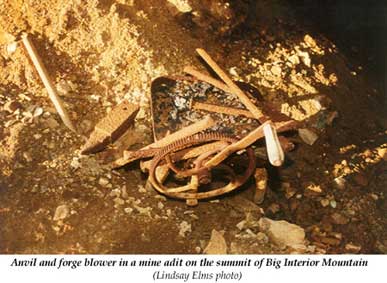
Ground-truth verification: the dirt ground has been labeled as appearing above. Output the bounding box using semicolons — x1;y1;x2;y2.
0;0;386;254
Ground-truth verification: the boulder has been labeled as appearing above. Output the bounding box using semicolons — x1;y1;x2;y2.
204;229;227;254
258;217;305;247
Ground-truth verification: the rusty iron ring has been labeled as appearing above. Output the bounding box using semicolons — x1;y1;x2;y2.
148;134;256;200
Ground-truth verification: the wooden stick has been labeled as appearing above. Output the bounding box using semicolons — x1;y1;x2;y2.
21;34;76;132
192;101;255;118
196;48;284;166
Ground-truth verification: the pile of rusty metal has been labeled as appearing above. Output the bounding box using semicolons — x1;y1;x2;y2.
20;33;298;206
83;49;298;206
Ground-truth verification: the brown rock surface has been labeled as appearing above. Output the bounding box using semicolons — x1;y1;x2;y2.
258;217;305;248
204;229;227;254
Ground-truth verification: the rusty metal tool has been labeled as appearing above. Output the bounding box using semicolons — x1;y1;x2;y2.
195;48;285;166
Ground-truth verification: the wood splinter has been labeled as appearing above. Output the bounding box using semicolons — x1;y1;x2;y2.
21;34;76;132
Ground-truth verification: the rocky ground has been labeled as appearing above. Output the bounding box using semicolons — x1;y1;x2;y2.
0;0;386;254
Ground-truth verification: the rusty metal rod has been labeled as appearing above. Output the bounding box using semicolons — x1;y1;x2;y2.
195;48;284;166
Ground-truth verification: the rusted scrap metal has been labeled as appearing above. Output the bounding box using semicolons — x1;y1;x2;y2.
81;100;139;154
146;121;294;202
109;49;299;205
147;132;257;203
150;75;299;145
163;135;233;180
144;115;214;150
143;119;296;205
206;120;295;167
155;164;170;183
196;48;266;120
192;101;255;119
140;140;228;172
204;122;271;168
184;66;231;94
112;116;215;168
195;48;285;166
21;34;76;132
278;136;296;152
253;168;268;204
185;66;259;105
183;68;298;124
